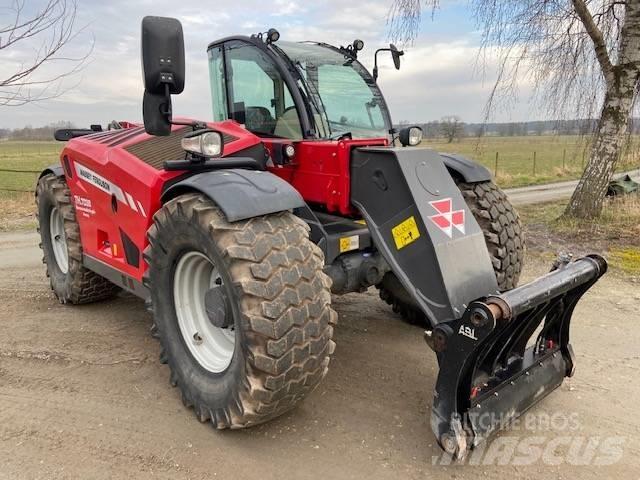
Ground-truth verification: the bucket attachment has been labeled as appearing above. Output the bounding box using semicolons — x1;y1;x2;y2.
349;147;607;457
430;254;607;458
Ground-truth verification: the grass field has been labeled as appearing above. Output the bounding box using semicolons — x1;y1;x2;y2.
424;135;640;187
0;141;62;231
2;136;640;193
0;141;62;193
518;194;640;276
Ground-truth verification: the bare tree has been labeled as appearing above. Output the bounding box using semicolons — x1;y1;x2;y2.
440;115;464;142
0;0;91;106
389;1;640;219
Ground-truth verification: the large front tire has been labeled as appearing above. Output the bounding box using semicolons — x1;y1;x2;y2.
144;193;337;428
378;180;524;325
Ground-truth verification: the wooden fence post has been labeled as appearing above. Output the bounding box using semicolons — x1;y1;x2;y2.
533;151;537;175
494;152;499;177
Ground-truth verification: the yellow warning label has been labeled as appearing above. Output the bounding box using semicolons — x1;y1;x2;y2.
391;216;421;250
339;235;360;253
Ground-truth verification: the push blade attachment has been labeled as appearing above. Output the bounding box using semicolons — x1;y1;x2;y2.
430;255;607;459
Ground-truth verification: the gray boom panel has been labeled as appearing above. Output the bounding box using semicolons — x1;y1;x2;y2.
351;147;498;325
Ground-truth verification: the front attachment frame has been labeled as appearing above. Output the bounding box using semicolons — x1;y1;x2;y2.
430;255;607;458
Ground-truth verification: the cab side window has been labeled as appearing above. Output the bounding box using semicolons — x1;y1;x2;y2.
223;41;302;139
208;46;228;122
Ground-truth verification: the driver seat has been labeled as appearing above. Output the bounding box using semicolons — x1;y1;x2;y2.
274;108;303;139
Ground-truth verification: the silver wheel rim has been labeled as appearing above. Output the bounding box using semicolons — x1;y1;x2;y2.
49;207;69;274
173;251;235;373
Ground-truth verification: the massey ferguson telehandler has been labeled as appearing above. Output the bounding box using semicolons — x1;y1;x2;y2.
36;16;607;457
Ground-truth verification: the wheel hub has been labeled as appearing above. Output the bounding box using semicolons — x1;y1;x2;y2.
173;251;235;373
204;285;231;328
49;206;69;274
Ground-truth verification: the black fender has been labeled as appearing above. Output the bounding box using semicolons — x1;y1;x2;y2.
161;169;305;222
439;152;492;183
39;164;65;179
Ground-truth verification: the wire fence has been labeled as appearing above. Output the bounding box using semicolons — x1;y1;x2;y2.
1;147;639;195
0;168;41;193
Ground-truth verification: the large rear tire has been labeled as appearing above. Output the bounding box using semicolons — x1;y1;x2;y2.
36;174;120;304
378;180;524;325
143;193;337;428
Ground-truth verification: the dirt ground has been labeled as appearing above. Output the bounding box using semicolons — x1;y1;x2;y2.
1;230;639;480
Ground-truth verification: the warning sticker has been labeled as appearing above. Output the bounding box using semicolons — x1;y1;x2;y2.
339;235;360;253
391;216;421;250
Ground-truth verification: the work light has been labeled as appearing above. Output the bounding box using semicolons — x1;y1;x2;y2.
181;129;223;157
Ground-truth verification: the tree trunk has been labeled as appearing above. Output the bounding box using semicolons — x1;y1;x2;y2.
565;1;640;219
564;87;634;218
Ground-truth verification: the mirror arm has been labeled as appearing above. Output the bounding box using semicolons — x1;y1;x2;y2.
157;84;207;132
373;48;393;81
373;48;386;81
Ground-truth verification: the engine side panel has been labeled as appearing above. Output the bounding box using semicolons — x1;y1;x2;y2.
60;121;262;283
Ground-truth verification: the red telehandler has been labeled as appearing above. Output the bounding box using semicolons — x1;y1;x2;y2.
36;17;606;458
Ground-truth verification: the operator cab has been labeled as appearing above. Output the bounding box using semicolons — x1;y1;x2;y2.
206;36;393;141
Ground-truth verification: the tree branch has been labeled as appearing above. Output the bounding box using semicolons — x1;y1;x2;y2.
571;0;614;84
0;0;91;107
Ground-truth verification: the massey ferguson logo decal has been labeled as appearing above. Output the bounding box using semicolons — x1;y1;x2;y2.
74;162;147;218
428;198;465;238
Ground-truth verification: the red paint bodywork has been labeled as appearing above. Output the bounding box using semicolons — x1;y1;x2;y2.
264;137;388;216
60;120;387;282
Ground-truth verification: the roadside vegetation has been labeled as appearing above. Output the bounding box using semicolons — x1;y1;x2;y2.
518;194;640;277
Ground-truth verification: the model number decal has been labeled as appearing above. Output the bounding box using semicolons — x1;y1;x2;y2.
391;216;421;250
74;162;147;218
74;195;95;217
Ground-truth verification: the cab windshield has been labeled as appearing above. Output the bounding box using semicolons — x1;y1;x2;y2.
275;41;391;139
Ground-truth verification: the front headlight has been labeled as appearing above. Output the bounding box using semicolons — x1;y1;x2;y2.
398;126;423;147
181;129;223;157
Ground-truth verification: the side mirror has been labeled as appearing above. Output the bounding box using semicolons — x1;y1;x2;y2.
390;44;403;70
141;16;185;136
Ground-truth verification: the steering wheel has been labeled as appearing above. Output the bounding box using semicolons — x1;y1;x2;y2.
245;108;268;130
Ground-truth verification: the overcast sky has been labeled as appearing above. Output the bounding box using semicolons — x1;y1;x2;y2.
0;0;541;129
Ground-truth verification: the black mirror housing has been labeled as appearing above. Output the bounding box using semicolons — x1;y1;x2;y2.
141;16;184;136
390;44;403;70
141;16;185;95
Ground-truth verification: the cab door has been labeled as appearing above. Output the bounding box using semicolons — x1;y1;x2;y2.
208;40;304;140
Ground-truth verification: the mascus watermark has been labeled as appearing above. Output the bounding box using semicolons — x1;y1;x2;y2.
432;412;625;466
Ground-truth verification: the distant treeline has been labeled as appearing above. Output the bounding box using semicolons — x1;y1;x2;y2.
0;121;75;141
3;118;640;141
398;118;640;139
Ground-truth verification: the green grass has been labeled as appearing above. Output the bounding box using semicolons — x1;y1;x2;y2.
0;141;62;231
0;141;62;193
2;136;639;192
518;194;640;276
423;135;640;188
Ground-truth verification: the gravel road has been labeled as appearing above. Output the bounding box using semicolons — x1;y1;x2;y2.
504;168;640;205
1;230;639;479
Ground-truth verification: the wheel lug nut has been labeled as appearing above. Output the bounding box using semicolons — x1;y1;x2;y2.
193;332;203;345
